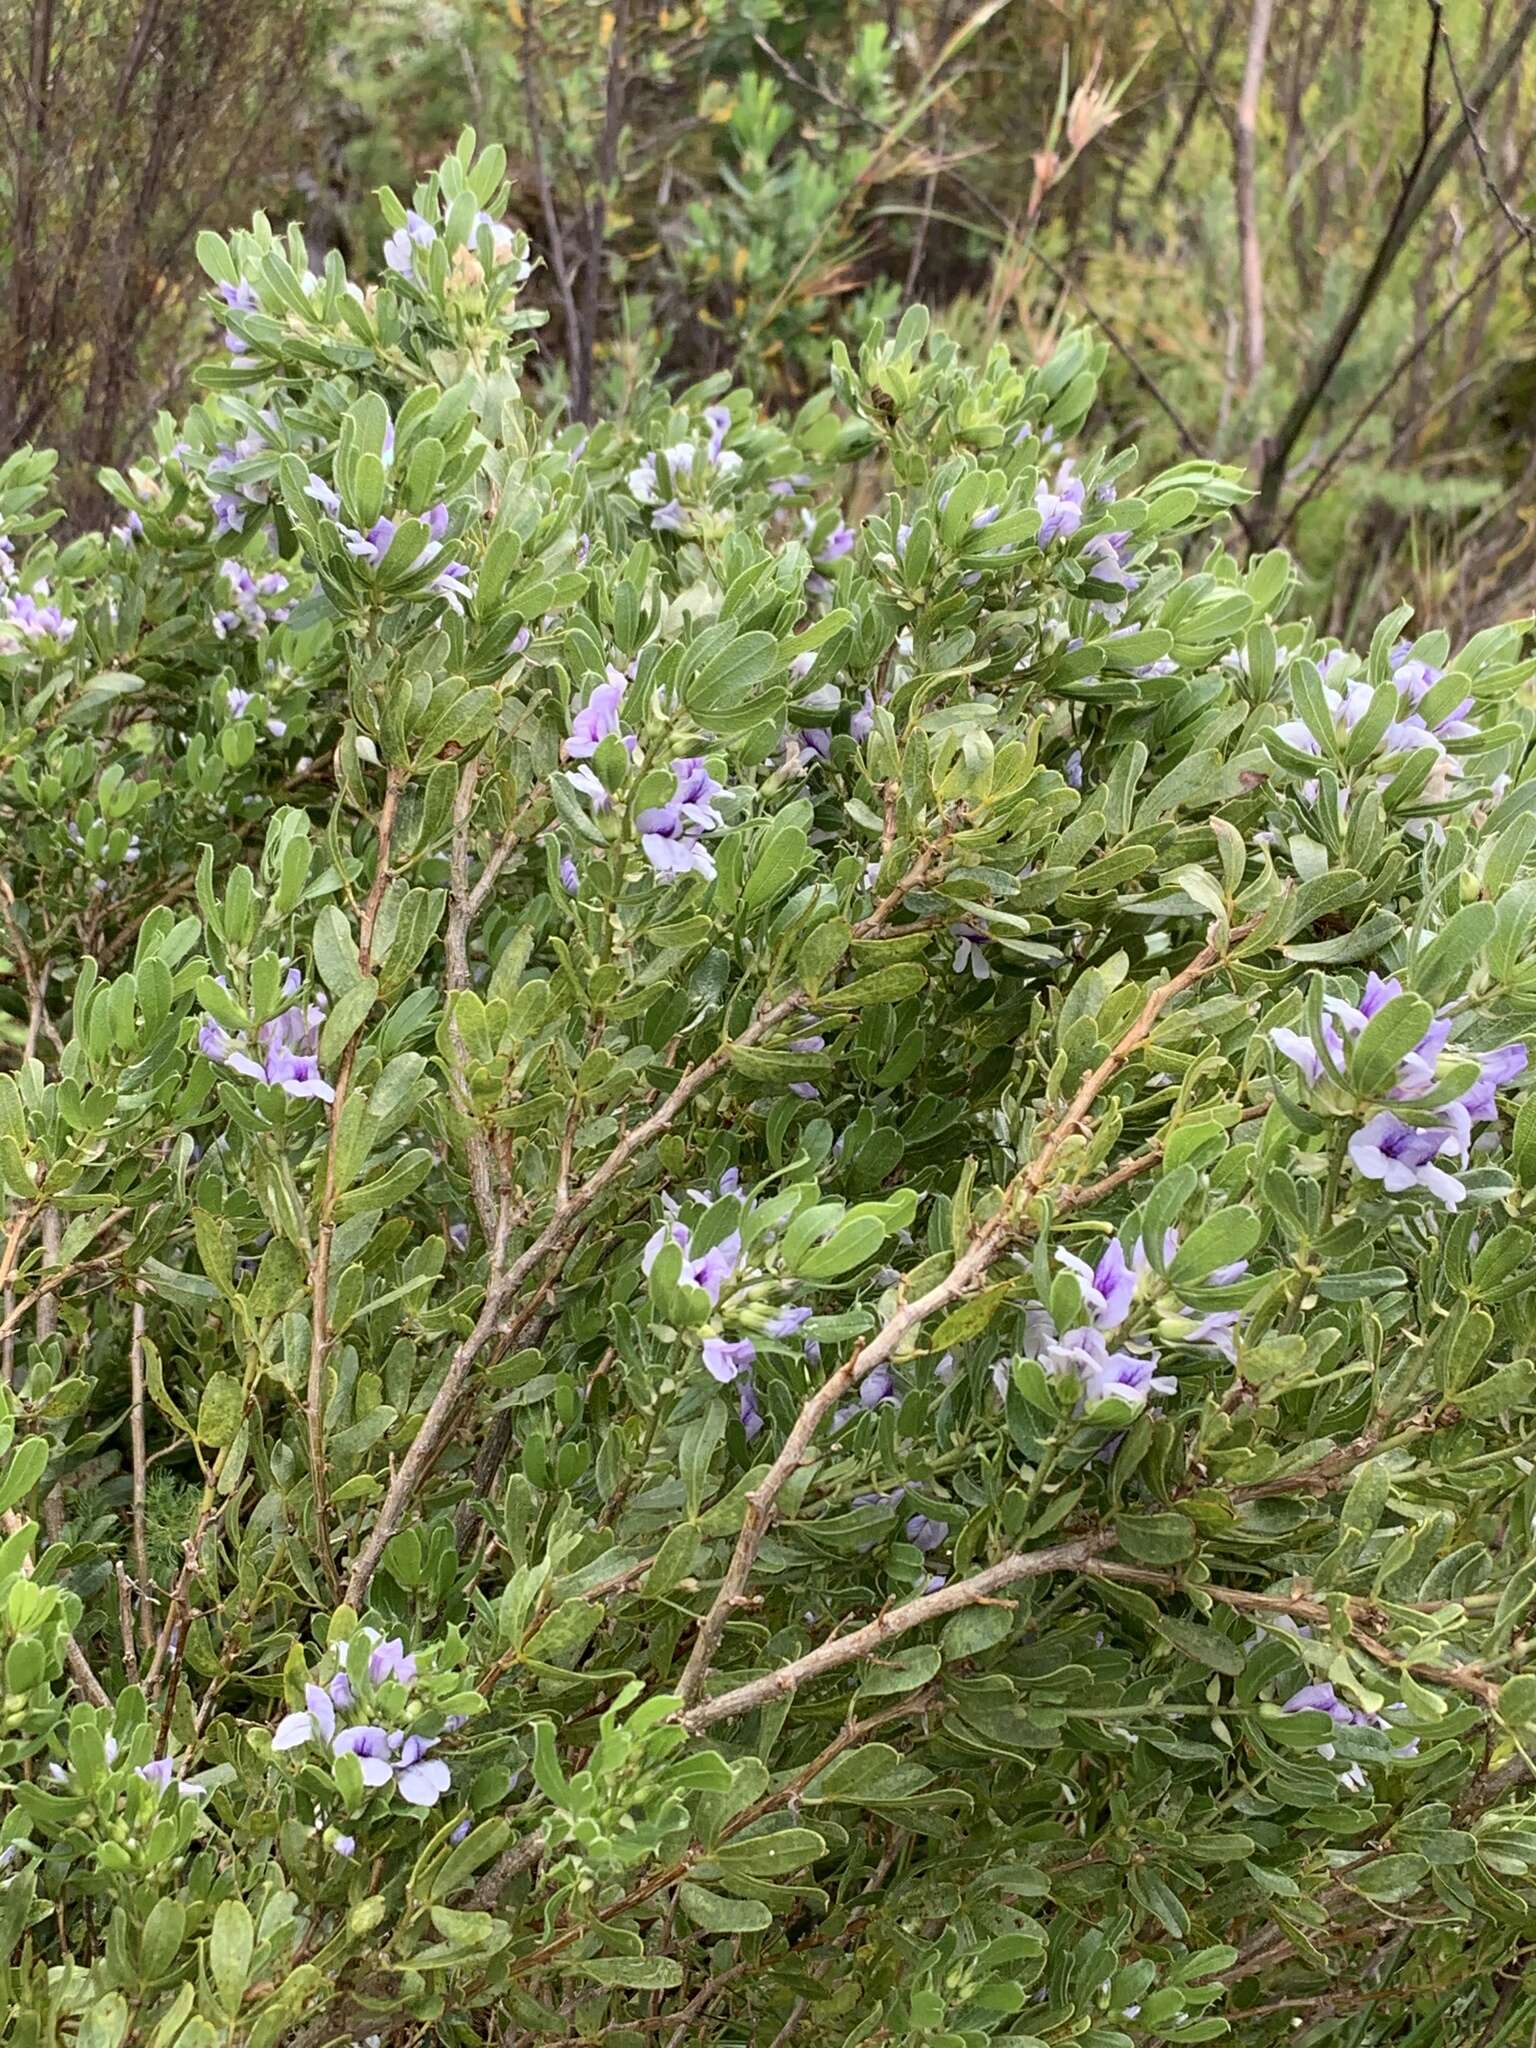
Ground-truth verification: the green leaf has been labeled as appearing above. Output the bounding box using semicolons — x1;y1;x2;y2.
577;1956;685;1989
1153;1613;1245;1675
677;1883;772;1934
1168;1207;1260;1290
1115;1513;1197;1564
209;1898;254;2018
0;1436;48;1517
1348;993;1434;1098
319;975;379;1066
313;906;363;996
196;1373;245;1449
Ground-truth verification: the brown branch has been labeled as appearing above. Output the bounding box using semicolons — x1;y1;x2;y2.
1440;4;1536;258
128;1292;153;1656
676;1534;1112;1732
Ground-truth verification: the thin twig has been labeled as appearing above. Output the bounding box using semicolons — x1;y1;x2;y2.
128;1293;153;1655
676;1533;1113;1731
1234;0;1276;391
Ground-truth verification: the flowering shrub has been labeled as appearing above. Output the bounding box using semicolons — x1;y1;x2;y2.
2;134;1536;2045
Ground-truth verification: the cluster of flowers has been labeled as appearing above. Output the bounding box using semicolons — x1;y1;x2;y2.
1269;640;1483;818
272;1630;453;1816
198;968;333;1103
642;1171;811;1437
212;559;291;642
305;473;475;617
383;206;532;289
626;405;741;535
1270;970;1527;1210
208;424;272;535
563;671;725;882
0;537;76;658
1281;1681;1417;1792
1008;1228;1247;1418
48;1731;200;1799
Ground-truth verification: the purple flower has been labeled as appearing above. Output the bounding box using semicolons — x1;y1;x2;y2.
1040;1327;1175;1412
394;1733;451;1807
638;757;724;881
1035;464;1085;544
702;1334;756;1384
1055;1240;1135;1331
671;757;724;827
850;689;876;743
1457;1042;1529;1124
136;1757;175;1791
334;1833;357;1858
951;922;991;980
367;1637;417;1687
449;1818;472;1845
384;209;436;280
273;1682;337;1752
431;561;475;615
904;1513;949;1553
1349;1113;1466;1208
738;1377;764;1439
767;1304;812;1338
815;518;856;566
305;472;342;515
703;404;732;461
566;671;630;759
333;1725;395;1788
559;855;580;895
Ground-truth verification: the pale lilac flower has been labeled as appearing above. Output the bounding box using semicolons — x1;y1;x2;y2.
951;921;991;980
449;1818;472;1845
1349;1113;1466;1208
1055;1240;1135;1331
383;210;436;281
1040;1327;1175;1412
566;670;630;759
702;1334;756;1384
304;473;342;515
559;855;579;895
334;1834;357;1858
394;1733;451;1806
273;1683;338;1751
367;1638;417;1687
1035;464;1085;544
738;1378;764;1438
334;1726;395;1787
767;1304;812;1338
905;1513;949;1552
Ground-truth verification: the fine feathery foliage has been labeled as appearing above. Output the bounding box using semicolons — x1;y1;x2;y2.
3;136;1536;2045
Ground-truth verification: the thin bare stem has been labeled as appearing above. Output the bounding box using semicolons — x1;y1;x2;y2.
128;1293;153;1654
677;1533;1113;1731
1234;0;1276;391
